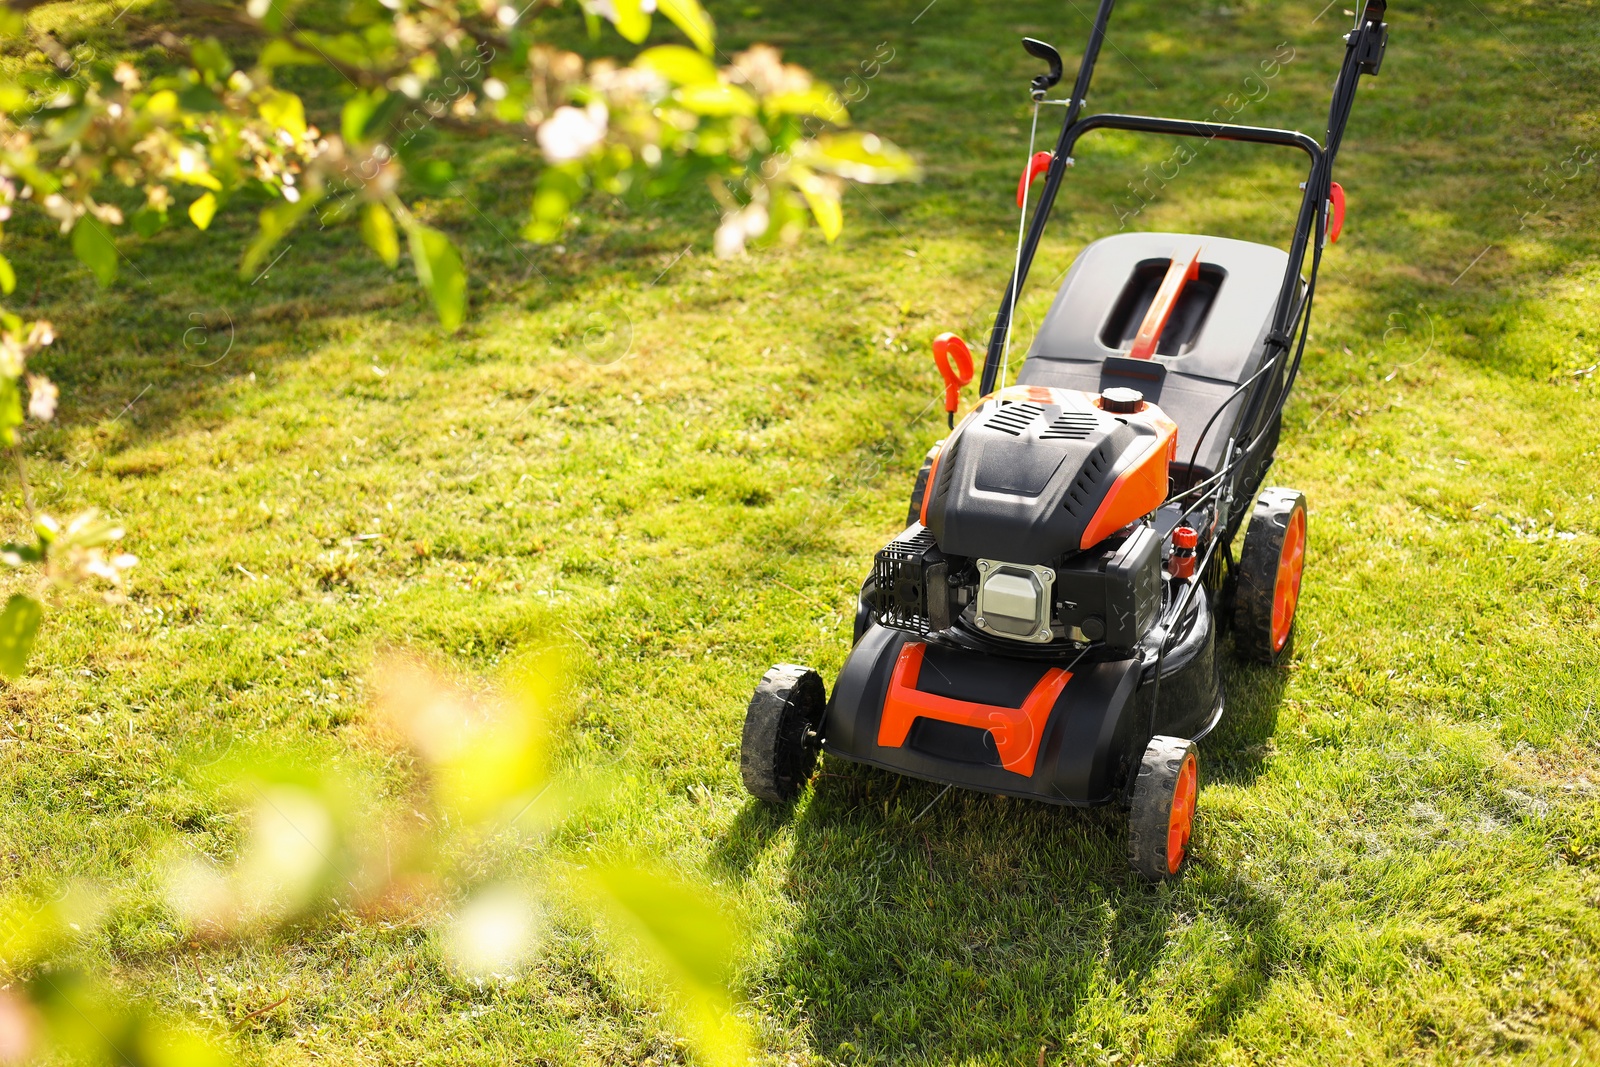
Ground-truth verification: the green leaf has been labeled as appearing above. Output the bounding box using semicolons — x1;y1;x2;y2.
188;192;217;231
635;45;718;86
240;199;311;276
0;81;28;112
767;86;848;123
71;215;118;287
177;83;224;114
409;159;456;195
341;89;392;147
257;40;318;69
523;166;584;244
798;131;921;183
795;170;842;243
143;89;179;117
361;202;400;268
135;1022;232;1067
674;83;757;117
404;220;466;331
756;187;807;248
0;594;43;681
0;252;14;295
190;38;233;83
131;205;168;238
605;0;652;44
0;375;21;446
258;89;306;140
658;0;716;55
580;865;750;1067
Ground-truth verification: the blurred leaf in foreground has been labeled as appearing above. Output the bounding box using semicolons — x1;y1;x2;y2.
375;648;562;828
579;864;752;1067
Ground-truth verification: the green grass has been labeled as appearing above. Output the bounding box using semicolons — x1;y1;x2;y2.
4;0;1600;1063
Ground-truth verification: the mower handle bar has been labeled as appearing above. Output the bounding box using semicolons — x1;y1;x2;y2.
1063;114;1322;162
981;113;1325;395
979;0;1389;396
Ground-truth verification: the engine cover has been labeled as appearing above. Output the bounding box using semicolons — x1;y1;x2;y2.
922;386;1177;564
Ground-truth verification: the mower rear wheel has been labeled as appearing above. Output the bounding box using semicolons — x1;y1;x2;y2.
741;664;825;804
1128;735;1200;880
1234;487;1308;665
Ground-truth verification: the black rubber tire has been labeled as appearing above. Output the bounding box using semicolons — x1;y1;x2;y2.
740;664;825;803
1128;735;1200;881
1233;487;1308;666
906;440;944;527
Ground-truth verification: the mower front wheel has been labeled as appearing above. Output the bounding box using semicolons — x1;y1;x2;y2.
1128;735;1200;880
740;664;825;804
1234;487;1308;665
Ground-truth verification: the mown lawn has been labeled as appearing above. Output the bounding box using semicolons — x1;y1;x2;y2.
4;0;1600;1063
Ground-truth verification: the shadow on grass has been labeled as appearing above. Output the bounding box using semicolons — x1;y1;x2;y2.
745;755;1286;1064
710;794;796;880
1205;646;1291;786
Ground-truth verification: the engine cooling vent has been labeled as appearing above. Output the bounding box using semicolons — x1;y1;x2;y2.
985;402;1046;437
1062;443;1113;520
935;440;959;497
871;525;940;635
1039;410;1100;440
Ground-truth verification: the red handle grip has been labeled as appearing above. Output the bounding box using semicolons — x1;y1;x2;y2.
932;332;974;421
1016;151;1052;208
1328;181;1346;244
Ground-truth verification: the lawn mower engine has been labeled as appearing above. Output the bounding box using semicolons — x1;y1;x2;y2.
806;382;1220;815
876;386;1173;652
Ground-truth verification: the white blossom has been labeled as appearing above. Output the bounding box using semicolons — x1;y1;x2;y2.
537;102;608;164
26;375;57;422
589;0;656;24
714;214;745;258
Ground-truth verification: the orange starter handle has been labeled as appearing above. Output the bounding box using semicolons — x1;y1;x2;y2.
932;332;974;425
1127;246;1202;360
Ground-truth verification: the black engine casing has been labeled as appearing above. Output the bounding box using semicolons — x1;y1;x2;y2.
922;395;1166;565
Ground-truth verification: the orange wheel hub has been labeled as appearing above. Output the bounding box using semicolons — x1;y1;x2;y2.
1166;751;1198;874
1270;508;1307;653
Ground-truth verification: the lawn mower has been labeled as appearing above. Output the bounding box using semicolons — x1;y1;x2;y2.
740;1;1391;878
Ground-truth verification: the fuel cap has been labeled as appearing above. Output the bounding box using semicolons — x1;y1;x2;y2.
1101;387;1146;414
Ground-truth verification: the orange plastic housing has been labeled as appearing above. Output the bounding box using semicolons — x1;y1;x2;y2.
1081;393;1178;548
877;642;1071;776
1079;420;1177;547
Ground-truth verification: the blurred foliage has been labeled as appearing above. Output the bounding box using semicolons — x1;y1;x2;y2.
0;0;918;678
1;652;752;1066
0;0;920;313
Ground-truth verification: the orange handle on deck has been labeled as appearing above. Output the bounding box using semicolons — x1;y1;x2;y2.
1328;181;1346;243
1127;246;1202;360
932;332;974;428
1016;151;1052;208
